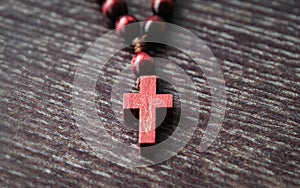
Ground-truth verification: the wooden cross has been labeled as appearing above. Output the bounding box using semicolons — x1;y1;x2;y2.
123;76;173;145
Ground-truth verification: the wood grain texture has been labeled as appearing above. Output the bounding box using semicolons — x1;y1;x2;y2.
0;0;299;187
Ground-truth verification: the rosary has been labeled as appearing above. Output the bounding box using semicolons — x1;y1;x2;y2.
101;0;174;146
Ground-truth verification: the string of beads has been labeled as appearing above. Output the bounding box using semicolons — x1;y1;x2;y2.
101;0;174;77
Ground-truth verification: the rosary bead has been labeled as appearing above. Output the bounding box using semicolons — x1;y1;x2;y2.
116;15;140;42
131;52;154;77
143;16;165;36
151;0;174;18
102;0;128;21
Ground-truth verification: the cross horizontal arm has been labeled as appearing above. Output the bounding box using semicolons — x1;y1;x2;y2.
155;94;173;108
123;93;141;109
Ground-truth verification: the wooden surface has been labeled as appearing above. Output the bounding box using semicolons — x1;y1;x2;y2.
0;0;300;187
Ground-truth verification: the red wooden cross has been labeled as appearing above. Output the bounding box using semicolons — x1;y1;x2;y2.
123;76;173;145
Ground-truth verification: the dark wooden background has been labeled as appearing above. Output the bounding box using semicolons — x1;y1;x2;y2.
0;0;300;187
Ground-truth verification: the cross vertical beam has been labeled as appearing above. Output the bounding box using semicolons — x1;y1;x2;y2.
123;76;173;145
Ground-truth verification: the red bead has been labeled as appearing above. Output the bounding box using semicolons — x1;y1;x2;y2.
131;52;154;77
102;0;128;21
143;16;165;36
152;0;174;18
116;15;140;42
